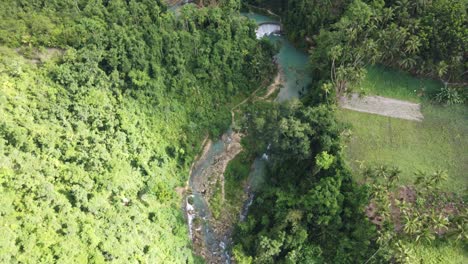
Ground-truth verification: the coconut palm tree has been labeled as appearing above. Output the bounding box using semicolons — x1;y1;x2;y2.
428;169;448;189
403;214;422;235
399;57;417;70
405;35;421;54
431;213;449;234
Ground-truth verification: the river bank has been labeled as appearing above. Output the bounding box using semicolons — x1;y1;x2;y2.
188;131;245;263
184;11;312;263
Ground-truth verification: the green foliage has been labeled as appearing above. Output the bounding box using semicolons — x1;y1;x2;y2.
241;1;467;262
301;0;467;99
210;180;223;219
233;101;379;263
402;240;467;264
362;166;467;263
315;151;335;170
283;0;351;43
208;150;254;222
225;151;252;197
434;85;466;105
0;0;274;262
241;100;343;161
232;244;253;264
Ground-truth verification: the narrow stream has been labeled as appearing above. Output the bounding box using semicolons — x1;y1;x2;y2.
186;11;312;263
187;131;233;263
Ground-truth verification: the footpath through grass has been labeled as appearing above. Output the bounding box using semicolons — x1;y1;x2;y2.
340;66;467;194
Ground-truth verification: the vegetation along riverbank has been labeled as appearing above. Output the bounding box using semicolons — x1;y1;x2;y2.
0;0;466;263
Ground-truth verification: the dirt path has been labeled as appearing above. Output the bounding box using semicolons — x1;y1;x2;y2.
231;76;274;124
339;93;424;121
257;69;283;101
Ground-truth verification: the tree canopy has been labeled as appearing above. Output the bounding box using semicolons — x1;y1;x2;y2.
233;101;378;263
0;0;274;262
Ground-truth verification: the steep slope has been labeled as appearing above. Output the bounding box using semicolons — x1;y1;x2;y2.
0;1;274;262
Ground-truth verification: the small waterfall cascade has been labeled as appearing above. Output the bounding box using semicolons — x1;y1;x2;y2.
186;131;234;263
256;23;281;39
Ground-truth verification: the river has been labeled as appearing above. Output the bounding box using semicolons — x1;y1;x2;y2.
186;11;312;263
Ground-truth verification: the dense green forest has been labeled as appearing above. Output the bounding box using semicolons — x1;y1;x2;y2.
0;0;466;263
233;102;379;263
233;0;467;263
0;0;274;262
247;0;467;101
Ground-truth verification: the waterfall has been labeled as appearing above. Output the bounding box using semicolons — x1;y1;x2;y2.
256;23;281;39
186;195;195;239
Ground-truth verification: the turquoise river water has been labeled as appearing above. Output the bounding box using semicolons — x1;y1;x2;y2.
186;11;312;263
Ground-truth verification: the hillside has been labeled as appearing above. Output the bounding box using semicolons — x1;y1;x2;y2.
0;1;274;262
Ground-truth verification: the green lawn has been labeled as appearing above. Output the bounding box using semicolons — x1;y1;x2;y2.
339;66;468;194
356;65;442;102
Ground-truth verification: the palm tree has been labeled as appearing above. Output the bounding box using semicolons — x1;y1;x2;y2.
403;214;422;235
394;240;415;263
429;169;448;189
381;7;395;25
414;0;432;14
399;57;417;70
405;35;421;54
417;228;436;244
321;82;333;100
431;213;449;235
387;167;401;188
437;61;448;79
448;222;468;241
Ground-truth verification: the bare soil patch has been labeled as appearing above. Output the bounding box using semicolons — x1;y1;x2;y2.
340;93;424;121
16;47;64;64
257;68;283;101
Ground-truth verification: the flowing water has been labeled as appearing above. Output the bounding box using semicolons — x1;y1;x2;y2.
187;131;233;263
185;11;312;263
244;12;312;102
256;23;281;38
239;157;267;221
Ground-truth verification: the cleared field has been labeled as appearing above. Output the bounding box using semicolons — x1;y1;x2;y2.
340;66;467;194
340;65;467;263
357;65;441;102
338;105;467;193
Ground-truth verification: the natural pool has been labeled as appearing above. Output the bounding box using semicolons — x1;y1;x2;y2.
243;12;312;102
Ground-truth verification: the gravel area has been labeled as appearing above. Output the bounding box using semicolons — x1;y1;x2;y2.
340;93;424;121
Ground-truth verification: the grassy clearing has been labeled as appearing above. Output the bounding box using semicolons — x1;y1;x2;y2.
356;65;442;102
338;104;467;193
402;240;467;264
340;66;467;194
341;65;467;262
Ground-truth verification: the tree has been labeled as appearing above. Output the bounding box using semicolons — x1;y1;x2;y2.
234;102;379;263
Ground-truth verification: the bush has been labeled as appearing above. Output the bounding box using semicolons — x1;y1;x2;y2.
434;85;466;105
